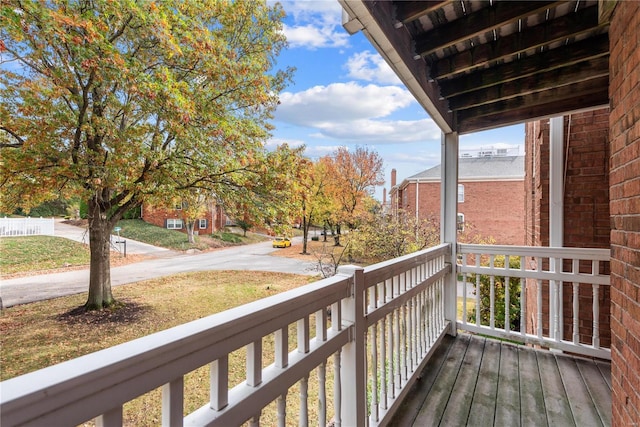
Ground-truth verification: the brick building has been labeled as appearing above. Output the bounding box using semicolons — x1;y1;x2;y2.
141;202;232;235
389;154;525;245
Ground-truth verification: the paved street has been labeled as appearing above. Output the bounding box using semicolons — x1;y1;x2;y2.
0;221;317;308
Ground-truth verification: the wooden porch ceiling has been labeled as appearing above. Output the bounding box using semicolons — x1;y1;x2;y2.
340;0;612;134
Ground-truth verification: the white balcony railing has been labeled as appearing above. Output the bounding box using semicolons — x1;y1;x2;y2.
0;244;451;427
456;244;611;360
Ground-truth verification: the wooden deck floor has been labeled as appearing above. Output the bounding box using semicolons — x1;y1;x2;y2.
389;333;611;427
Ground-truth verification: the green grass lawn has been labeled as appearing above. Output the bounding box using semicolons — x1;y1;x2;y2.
0;236;90;275
116;219;268;250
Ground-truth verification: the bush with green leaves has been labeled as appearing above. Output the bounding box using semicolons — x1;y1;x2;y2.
466;255;521;331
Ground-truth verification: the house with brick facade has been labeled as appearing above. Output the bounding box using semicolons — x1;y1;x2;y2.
141;202;233;235
389;153;525;245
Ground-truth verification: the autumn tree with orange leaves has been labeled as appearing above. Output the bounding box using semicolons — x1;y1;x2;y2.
0;1;295;309
323;147;385;245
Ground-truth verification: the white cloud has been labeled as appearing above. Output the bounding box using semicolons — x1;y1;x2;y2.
277;0;349;50
265;138;306;149
277;82;414;123
304;144;343;158
283;24;349;49
317;119;440;143
345;51;402;85
274;82;440;143
278;0;343;26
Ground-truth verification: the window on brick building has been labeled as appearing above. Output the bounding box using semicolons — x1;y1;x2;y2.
457;213;465;232
458;184;465;203
167;218;183;229
402;189;407;207
199;219;207;229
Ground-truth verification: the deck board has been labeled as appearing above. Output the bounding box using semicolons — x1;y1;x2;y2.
577;358;612;426
390;333;611;427
468;339;500;425
536;351;575;426
557;356;605;427
495;342;520;426
518;346;548;426
412;334;470;426
439;336;484;426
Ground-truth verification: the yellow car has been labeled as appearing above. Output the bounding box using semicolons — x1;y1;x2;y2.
272;236;291;248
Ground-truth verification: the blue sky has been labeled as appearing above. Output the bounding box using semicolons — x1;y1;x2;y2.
268;1;525;200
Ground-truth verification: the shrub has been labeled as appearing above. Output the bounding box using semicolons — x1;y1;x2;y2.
467;255;521;331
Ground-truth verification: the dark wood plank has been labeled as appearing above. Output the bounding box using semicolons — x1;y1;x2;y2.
387;335;455;426
556;355;604;427
495;342;520;426
469;338;501;425
576;358;612;426
536;351;575;426
439;336;485;426
518;347;548;426
413;334;471;426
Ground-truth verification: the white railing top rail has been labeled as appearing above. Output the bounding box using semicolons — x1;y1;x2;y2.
458;243;611;261
364;243;450;283
1;274;351;426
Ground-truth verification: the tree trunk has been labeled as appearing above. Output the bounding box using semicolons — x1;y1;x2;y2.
302;215;309;254
334;224;342;246
301;200;309;254
85;198;115;310
186;220;196;244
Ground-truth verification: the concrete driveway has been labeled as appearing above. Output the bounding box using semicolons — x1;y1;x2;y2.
0;222;317;308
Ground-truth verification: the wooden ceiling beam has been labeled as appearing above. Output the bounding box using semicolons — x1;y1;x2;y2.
395;0;455;24
457;90;609;134
430;5;602;80
454;76;609;118
414;1;560;57
439;34;609;98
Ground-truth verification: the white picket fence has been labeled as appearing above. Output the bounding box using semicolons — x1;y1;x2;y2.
0;217;55;237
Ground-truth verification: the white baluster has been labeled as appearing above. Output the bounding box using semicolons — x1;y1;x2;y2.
277;392;287;427
276;327;288;368
334;351;342;427
247;339;262;387
490;254;495;330
162;377;183;427
505;255;511;333
318;362;327;427
593;284;600;348
210;356;228;410
381;314;388;410
299;375;308;427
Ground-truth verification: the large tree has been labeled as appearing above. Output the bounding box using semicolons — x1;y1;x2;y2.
0;1;293;309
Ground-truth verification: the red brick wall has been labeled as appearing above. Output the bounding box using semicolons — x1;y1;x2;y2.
394;179;525;245
610;2;640;424
524;111;611;348
141;203;218;235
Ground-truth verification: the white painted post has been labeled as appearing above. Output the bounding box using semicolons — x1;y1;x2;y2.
550;116;564;341
337;265;366;427
441;131;459;336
